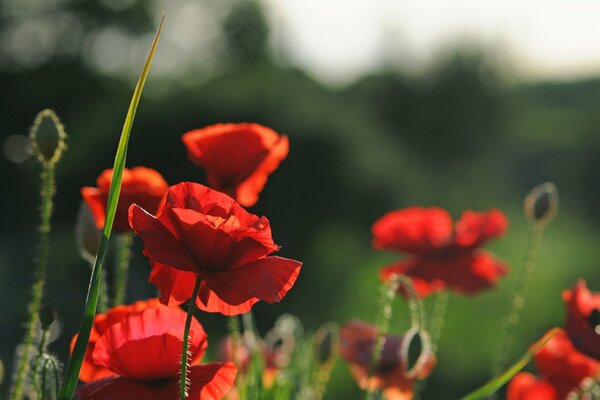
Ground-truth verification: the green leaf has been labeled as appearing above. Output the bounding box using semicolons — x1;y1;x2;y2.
57;14;164;400
459;328;560;400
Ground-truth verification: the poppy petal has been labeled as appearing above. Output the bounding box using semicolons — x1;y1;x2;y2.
235;135;289;207
453;209;508;248
372;207;453;254
81;187;107;230
563;280;600;361
196;283;260;316
507;373;558;400
92;307;207;379
203;256;302;307
75;363;236;400
129;204;198;272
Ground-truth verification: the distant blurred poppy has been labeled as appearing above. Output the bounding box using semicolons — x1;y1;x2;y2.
82;167;168;232
340;320;436;400
71;298;163;383
182;123;288;207
563;280;600;361
373;207;508;297
75;305;236;400
507;329;599;400
129;182;302;316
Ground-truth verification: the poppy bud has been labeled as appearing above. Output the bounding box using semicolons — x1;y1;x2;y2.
29;109;67;164
523;182;558;226
36;354;62;400
314;323;339;365
76;203;101;264
39;305;56;330
400;328;435;379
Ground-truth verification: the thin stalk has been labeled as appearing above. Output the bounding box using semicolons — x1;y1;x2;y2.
365;276;401;400
179;275;202;400
33;327;51;399
112;233;133;306
429;291;449;352
98;268;109;314
491;223;544;377
11;163;55;400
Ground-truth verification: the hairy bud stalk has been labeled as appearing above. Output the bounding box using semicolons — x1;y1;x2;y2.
11;110;67;400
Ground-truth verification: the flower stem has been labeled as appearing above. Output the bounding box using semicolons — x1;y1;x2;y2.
33;326;51;399
429;291;449;352
11;163;55;400
491;223;544;378
112;232;133;306
180;275;202;400
365;276;401;400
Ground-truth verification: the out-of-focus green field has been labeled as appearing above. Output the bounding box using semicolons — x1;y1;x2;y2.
1;1;599;398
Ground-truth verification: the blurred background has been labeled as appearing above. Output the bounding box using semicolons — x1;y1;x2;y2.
1;0;600;398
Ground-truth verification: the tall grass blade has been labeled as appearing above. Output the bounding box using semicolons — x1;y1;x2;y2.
57;14;164;399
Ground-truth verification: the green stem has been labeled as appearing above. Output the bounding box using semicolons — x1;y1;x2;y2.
98;267;109;314
11;163;55;400
365;276;401;400
180;275;203;400
491;223;544;377
429;291;449;352
112;233;133;306
33;328;51;399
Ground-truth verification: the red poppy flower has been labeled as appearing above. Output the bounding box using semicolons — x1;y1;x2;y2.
373;207;508;297
128;182;302;316
182;123;289;207
507;329;599;400
340;320;436;400
75;305;237;400
506;373;557;400
71;298;163;382
82;167;168;232
563;280;600;361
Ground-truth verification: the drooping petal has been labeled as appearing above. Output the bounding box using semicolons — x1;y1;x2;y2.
148;262;198;306
563;280;600;361
81;187;107;231
235;135;289;207
182;123;288;206
92;307;207;380
196;283;260;316
372;207;453;254
380;251;507;298
203;256;302;307
129;204;199;272
379;259;445;298
75;363;236;400
507;373;558;400
453;209;508;248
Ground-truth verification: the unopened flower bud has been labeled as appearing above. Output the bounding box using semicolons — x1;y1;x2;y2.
29;109;67;164
314;323;339;364
524;182;558;226
39;305;56;330
76;203;102;264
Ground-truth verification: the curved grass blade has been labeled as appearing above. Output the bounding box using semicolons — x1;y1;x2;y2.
57;14;164;400
459;328;559;400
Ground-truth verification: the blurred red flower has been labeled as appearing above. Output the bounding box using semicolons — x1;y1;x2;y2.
75;304;236;400
128;182;302;316
507;329;599;400
182;123;289;207
563;280;600;361
340;320;436;400
71;298;163;383
82;167;168;232
373;207;508;297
